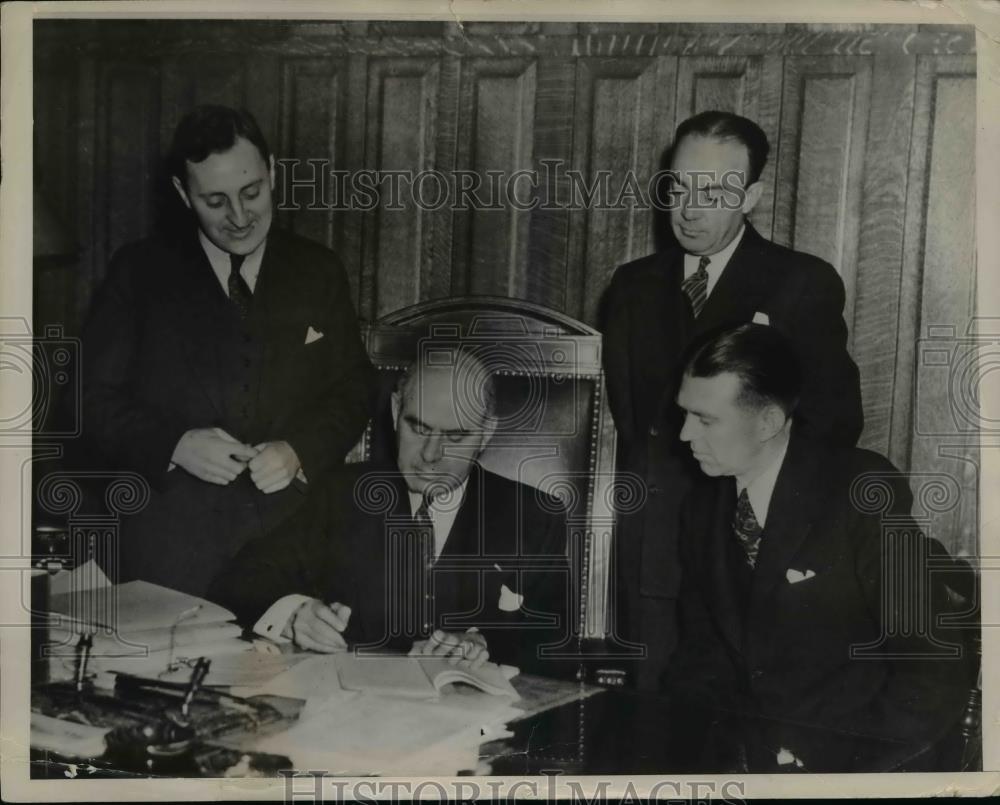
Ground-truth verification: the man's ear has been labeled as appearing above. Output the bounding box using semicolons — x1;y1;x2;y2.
758;403;786;442
171;175;192;210
741;180;764;215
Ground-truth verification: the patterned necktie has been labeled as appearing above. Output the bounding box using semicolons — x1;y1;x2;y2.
732;487;763;568
228;254;252;318
413;495;435;635
681;255;711;317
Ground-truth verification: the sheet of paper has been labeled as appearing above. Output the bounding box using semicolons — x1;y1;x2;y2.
254;693;521;775
334;652;437;698
231;654;350;706
47;559;111;596
47;579;235;633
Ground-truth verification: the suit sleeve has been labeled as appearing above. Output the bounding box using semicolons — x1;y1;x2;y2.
280;249;376;482
80;246;189;485
837;506;967;746
600;271;638;448
661;502;742;708
206;486;340;627
785;260;864;446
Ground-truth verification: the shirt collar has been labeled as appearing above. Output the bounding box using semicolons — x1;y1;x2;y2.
683;222;746;296
198;229;268;292
407;477;470;517
736;434;789;529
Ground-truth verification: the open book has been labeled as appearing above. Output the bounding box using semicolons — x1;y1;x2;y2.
335;652;519;699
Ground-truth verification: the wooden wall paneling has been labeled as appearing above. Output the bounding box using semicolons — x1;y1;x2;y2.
73;57;99;324
523;58;577;313
852;53;917;457
101;62;162;273
673;54;782;241
423;57;461;307
568;56;676;326
363;57;443;318
902;55;977;556
453;57;538;299
276;57;348;248
343;53;371;317
774;55;873;347
33;67;81;333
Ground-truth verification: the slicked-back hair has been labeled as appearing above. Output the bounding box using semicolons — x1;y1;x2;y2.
672;110;770;186
167;105;271;187
684;324;801;417
396;344;498;423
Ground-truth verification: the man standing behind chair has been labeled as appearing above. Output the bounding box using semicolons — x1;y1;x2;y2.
600;111;863;688
664;325;963;771
81;106;375;596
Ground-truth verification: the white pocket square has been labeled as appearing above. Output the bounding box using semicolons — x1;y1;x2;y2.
786;568;817;584
305;326;324;344
752;311;770;325
498;583;524;612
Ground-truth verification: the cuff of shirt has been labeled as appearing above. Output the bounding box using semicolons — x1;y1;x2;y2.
252;593;314;643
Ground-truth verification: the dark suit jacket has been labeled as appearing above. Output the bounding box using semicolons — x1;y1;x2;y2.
208;462;575;676
80;227;376;595
600;223;864;682
664;432;966;771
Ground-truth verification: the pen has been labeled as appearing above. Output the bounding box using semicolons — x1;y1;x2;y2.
180;657;211;718
74;632;93;693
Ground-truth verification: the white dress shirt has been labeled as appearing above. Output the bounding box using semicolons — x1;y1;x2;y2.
683;223;746;298
198;229;266;294
407;478;469;561
736;436;790;529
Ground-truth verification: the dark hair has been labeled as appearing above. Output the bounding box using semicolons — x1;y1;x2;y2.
167;105;271;186
684;324;800;417
672;111;770;185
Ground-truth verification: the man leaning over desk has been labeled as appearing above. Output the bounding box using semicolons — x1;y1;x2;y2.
209;346;573;677
664;324;966;771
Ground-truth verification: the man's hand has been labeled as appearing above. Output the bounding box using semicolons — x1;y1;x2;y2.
249;441;302;493
285;599;351;653
409;629;489;669
170;427;256;485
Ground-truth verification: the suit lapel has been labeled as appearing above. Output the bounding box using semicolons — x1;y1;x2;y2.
695;223;771;337
748;433;824;613
703;478;747;653
166;231;228;419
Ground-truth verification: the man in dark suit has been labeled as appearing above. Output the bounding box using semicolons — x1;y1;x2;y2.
664;324;965;771
209;347;572;675
81;106;375;596
601;111;863;688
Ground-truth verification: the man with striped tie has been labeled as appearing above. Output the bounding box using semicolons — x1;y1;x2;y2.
601;111;863;690
663;324;964;772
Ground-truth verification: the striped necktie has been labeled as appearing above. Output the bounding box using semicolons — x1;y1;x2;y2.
228;253;252;318
731;487;763;568
681;255;711;317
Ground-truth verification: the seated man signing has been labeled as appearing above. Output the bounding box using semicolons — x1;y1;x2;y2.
663;324;966;771
209;346;573;676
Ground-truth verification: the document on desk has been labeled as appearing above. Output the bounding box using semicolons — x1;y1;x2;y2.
48;579;235;633
253;692;521;775
334;652;519;699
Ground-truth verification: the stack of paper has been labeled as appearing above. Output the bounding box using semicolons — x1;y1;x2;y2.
44;575;249;686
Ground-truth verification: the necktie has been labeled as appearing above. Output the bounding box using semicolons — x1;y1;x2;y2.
731;488;763;568
413;495;435;635
681;255;711;318
228;254;252;318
